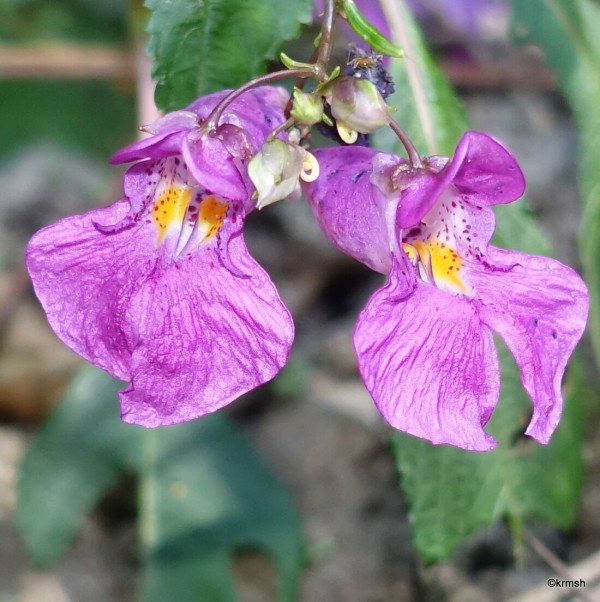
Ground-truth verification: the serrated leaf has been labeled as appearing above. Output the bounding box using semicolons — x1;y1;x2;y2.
16;366;141;566
145;0;313;111
140;412;304;602
511;0;600;365
374;0;584;561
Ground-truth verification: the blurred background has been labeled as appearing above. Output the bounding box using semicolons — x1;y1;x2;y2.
0;1;599;601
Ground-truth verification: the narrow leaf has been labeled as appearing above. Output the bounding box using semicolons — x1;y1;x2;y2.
140;412;304;602
16;367;141;566
342;0;404;57
375;0;584;561
145;0;313;110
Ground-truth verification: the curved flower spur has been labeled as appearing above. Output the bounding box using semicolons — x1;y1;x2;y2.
303;131;588;451
26;87;294;428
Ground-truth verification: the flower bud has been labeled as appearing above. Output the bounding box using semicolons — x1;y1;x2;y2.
325;75;390;135
290;88;324;126
248;139;319;209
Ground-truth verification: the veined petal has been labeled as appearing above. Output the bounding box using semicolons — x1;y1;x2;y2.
354;261;499;451
26;199;153;380
469;246;589;444
119;231;294;426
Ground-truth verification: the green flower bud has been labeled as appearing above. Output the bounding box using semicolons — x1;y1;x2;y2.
290;88;324;126
326;75;390;135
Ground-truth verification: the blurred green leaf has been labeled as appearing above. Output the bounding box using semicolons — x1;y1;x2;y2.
0;0;127;43
0;81;135;160
140;413;305;602
374;0;584;561
145;0;313;110
18;365;305;598
16;366;141;566
511;0;600;364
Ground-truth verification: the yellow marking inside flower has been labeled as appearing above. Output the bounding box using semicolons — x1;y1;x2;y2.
152;186;192;242
402;243;419;262
404;241;467;293
198;195;227;242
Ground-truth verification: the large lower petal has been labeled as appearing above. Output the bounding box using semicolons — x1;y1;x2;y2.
26;200;154;380
469;247;588;444
119;232;294;427
354;262;499;451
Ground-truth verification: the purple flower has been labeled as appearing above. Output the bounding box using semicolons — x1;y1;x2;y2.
26;86;294;427
303;131;588;451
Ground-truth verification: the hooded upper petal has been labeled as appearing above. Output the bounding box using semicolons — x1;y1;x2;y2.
467;246;589;443
354;260;499;451
303;145;394;274
395;131;526;229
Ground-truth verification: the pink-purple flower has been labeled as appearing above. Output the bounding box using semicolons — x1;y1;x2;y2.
303;131;588;451
26;86;294;427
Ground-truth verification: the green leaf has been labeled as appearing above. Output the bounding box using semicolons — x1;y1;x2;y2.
140;413;305;602
145;0;313;111
511;0;600;364
16;366;141;566
0;0;127;43
373;0;584;561
342;0;404;58
0;80;134;160
18;365;304;598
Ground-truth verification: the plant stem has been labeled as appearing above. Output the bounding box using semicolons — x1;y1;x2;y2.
269;117;296;140
285;0;337;117
204;69;313;131
313;0;336;80
388;118;422;168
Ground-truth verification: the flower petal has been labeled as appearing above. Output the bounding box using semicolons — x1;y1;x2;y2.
468;246;589;444
119;232;294;426
397;131;525;228
182;130;248;201
111;130;188;165
354;261;499;451
303;146;394;274
26;199;153;380
450;131;526;205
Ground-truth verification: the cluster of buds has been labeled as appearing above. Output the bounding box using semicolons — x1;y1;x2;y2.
249;59;392;206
